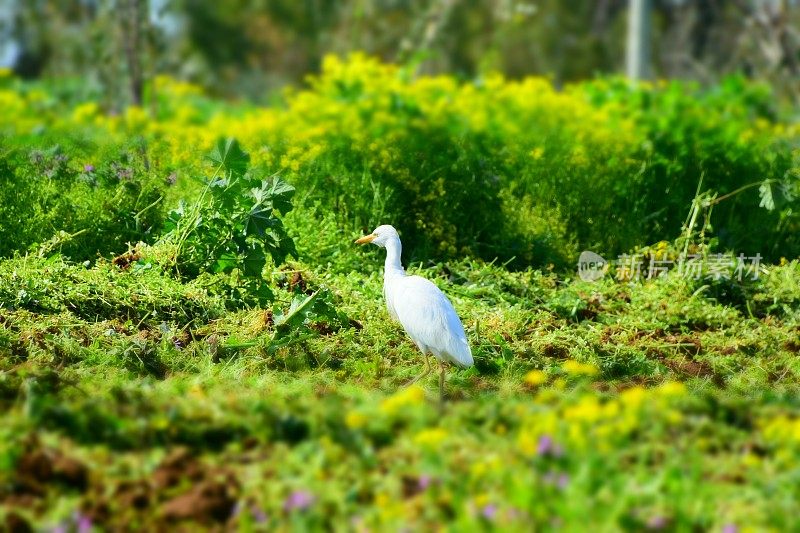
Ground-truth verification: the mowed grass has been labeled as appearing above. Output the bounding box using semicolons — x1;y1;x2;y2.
1;245;799;531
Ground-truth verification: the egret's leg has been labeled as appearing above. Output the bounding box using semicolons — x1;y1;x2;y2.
405;352;432;386
438;362;446;411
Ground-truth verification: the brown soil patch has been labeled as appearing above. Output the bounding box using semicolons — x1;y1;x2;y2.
11;442;89;498
153;448;205;490
160;478;238;523
112;249;142;270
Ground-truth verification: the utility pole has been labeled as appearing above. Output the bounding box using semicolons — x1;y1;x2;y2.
626;0;652;80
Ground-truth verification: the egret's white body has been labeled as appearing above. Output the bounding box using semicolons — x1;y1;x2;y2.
356;225;472;401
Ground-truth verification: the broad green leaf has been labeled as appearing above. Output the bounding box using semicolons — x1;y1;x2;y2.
213;253;237;273
255;177;295;215
242;248;266;277
275;291;319;328
208;137;249;178
245;205;278;236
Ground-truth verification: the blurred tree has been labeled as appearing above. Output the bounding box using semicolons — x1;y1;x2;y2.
656;0;799;103
120;0;148;105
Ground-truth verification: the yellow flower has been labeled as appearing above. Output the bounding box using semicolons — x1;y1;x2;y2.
665;409;683;425
154;75;204;97
374;491;404;520
524;369;547;386
564;395;603;423
470;461;488;478
374;492;390;508
619;385;646;408
517;431;538;456
71;102;99;123
123;106;149;131
345;410;367;429
741;453;761;468
473;493;492;509
189;383;205;398
656;381;687;398
470;455;501;479
414;427;448;447
380;385;424;415
562;359;599;377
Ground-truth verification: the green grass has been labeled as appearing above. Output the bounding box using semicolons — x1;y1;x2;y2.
1;250;799;530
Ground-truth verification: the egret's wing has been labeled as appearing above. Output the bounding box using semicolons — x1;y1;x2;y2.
390;275;473;367
383;283;400;321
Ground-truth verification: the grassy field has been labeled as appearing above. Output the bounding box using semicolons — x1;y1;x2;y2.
1;59;800;531
2;250;799;530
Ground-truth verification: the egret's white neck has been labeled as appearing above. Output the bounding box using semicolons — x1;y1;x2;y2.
383;236;406;278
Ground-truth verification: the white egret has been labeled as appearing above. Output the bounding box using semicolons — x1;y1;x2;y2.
355;225;473;404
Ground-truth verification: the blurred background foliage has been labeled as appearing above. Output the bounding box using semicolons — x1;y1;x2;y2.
0;0;798;268
1;0;799;105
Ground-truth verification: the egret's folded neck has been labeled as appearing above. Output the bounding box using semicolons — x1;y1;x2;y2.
383;237;405;277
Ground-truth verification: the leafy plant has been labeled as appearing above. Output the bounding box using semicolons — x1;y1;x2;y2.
273;289;348;337
161;138;297;303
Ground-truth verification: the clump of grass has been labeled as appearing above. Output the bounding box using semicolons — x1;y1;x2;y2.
0;255;226;324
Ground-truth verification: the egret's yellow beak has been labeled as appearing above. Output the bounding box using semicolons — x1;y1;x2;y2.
355;234;376;245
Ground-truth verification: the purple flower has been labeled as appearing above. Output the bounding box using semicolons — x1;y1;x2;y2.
252;506;268;523
113;164;133;181
418;474;433;490
284;490;315;512
481;504;498;521
77;516;92;533
536;435;564;457
72;512;92;533
537;435;554;456
722;525;738;533
647;516;669;529
84;164;95;173
542;470;569;489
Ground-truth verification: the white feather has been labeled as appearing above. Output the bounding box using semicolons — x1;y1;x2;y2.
386;275;473;367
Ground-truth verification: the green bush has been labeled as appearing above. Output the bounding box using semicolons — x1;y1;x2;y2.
1;58;797;268
578;76;799;258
